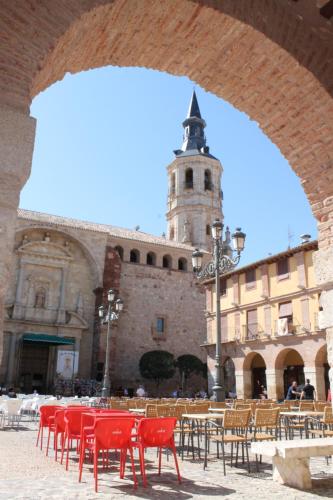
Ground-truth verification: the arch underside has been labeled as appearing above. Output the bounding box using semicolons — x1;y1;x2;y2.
0;1;332;234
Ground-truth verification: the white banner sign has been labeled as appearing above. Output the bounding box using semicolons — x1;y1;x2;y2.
56;350;79;379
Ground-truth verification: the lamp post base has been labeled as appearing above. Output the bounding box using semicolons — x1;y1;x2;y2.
101;383;110;399
212;385;224;402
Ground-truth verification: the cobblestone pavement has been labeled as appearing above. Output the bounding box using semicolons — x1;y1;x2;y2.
1;419;333;499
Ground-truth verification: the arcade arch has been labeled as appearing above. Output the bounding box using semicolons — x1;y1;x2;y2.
276;348;305;397
243;352;267;399
0;0;333;386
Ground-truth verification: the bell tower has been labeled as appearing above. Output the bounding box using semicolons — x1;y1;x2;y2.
166;91;223;251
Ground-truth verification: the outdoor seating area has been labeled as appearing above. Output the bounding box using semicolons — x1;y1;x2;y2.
3;395;332;494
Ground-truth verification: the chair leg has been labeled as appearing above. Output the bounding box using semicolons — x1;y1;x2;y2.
158;447;162;475
139;446;147;487
60;435;66;464
245;441;250;473
40;426;44;450
36;425;41;447
172;445;181;484
46;428;51;456
221;441;226;476
78;441;85;483
129;447;137;488
66;438;70;471
94;448;98;493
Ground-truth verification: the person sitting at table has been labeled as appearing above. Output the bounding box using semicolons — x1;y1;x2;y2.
286;380;301;400
7;387;17;398
300;379;316;401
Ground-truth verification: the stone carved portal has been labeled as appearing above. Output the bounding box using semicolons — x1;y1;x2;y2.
2;228;96;388
12;239;72;324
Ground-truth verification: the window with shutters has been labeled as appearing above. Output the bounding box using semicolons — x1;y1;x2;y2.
220;278;227;296
245;268;256;290
221;315;228;342
247;309;258;339
278;301;293;334
277;257;289;280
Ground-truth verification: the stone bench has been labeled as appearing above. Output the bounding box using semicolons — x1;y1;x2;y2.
251;438;333;489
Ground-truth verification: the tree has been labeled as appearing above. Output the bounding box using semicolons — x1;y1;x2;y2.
176;354;205;392
139;350;176;390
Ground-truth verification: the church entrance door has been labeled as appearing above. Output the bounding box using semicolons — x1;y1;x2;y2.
19;342;50;394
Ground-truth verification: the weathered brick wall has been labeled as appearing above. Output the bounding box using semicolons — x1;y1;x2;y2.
108;259;207;395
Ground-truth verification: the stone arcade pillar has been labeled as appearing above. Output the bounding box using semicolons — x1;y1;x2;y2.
235;369;252;399
303;366;326;401
314;242;333;402
0;105;36;375
265;369;284;400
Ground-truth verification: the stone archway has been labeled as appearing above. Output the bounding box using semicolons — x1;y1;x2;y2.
0;0;333;383
275;347;305;398
243;352;267;399
314;344;329;400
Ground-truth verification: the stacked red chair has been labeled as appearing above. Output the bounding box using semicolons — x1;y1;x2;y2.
36;405;62;450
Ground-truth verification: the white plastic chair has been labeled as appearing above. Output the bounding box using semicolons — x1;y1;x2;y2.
2;399;22;427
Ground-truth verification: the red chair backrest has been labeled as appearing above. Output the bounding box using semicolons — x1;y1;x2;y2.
54;409;66;432
94;418;136;450
137;417;177;447
39;405;62;425
64;409;87;435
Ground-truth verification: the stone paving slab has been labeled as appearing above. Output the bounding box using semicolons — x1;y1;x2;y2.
1;420;333;499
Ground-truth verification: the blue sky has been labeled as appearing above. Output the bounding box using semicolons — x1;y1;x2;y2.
21;66;317;265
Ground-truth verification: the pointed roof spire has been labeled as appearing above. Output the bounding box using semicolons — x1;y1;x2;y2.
173;91;216;159
187;90;202;119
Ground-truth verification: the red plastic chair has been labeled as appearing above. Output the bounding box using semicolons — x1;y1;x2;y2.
46;409;66;459
79;417;137;492
78;413;143;480
134;417;181;486
61;409;89;470
36;405;62;450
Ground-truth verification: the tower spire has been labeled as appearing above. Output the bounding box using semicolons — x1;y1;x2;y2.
177;90;208;154
187;90;202;119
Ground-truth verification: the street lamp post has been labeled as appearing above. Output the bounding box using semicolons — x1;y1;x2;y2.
98;289;124;399
192;220;246;402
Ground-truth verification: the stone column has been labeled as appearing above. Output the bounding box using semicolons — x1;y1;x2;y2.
303;366;326;401
265;368;284;400
314;244;333;402
5;332;17;387
0;105;36;369
235;369;252;399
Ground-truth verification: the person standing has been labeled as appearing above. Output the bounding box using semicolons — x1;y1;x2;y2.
286;380;301;400
301;379;316;400
136;385;146;397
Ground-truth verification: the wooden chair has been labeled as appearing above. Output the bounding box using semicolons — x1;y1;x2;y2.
299;401;314;411
249;408;280;470
208;409;251;474
309;406;333;437
315;401;330;412
156;405;171;417
145;404;158;418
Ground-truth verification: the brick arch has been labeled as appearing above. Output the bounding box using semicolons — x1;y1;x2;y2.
315;344;328;367
1;1;333;235
243;351;266;371
275;347;305;370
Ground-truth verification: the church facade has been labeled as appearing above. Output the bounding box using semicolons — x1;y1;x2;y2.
0;92;226;395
